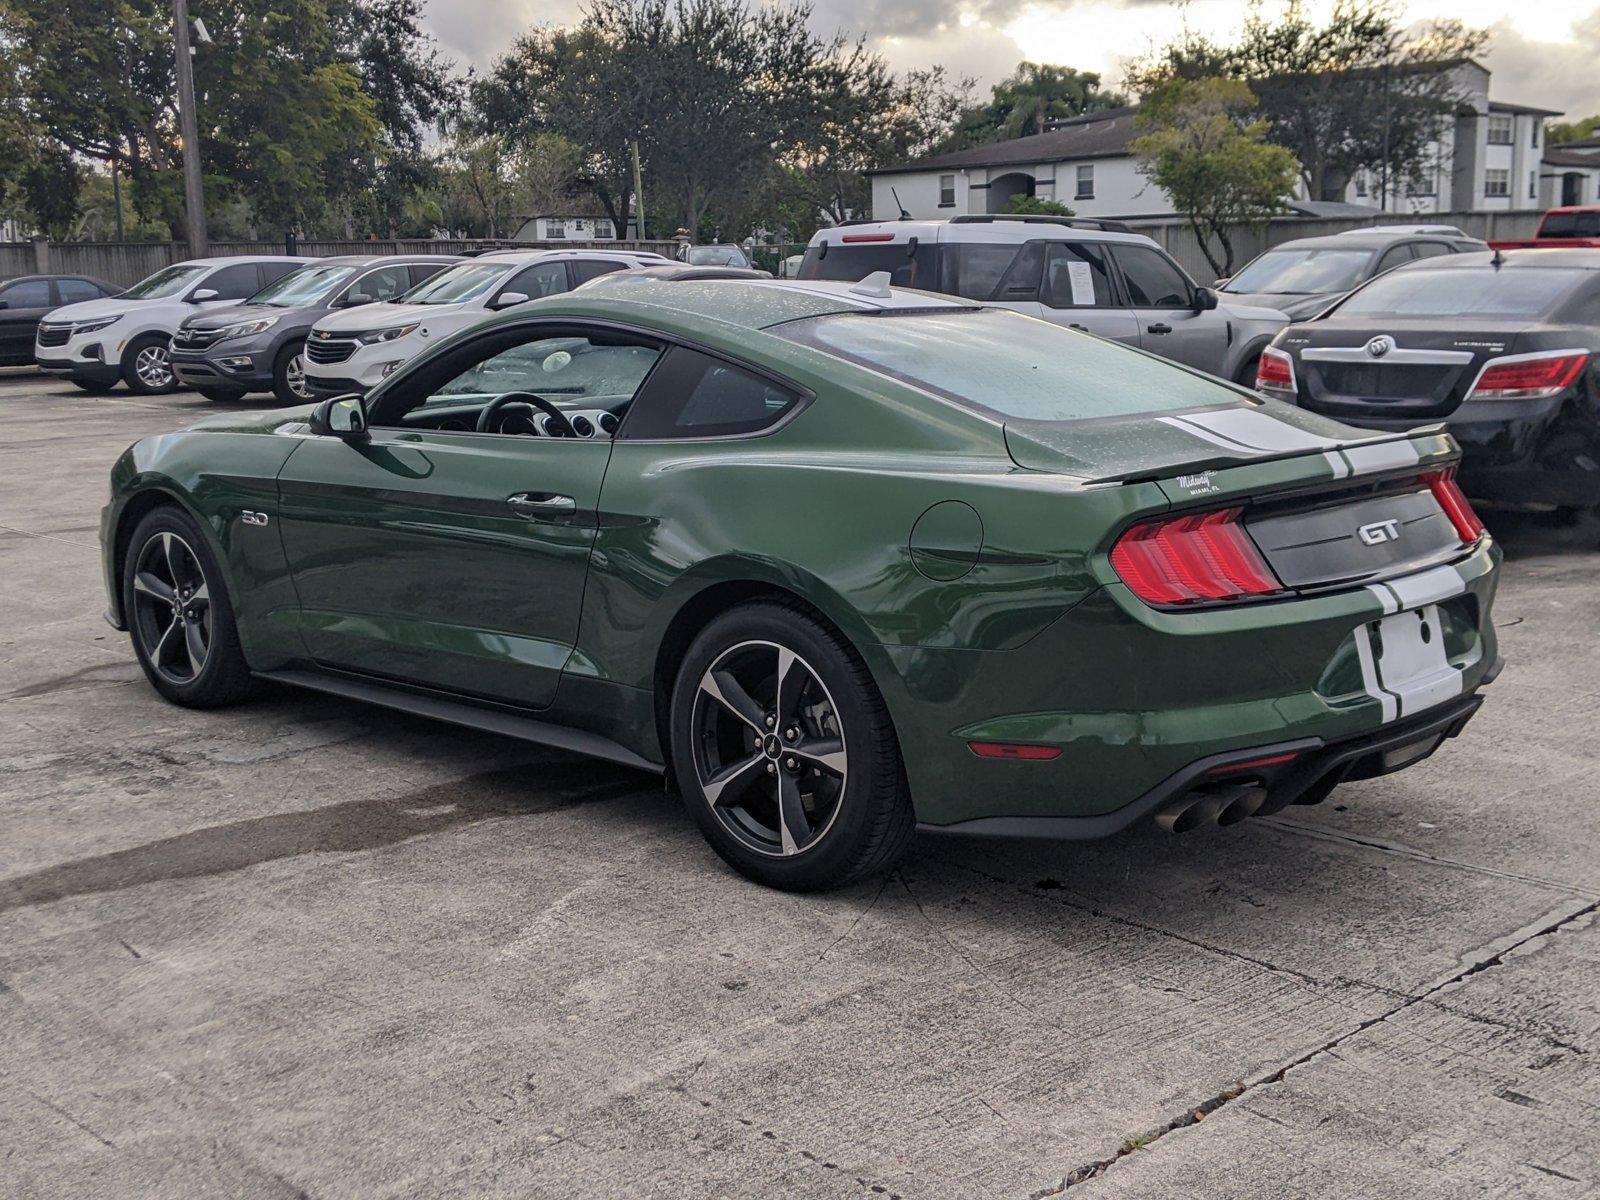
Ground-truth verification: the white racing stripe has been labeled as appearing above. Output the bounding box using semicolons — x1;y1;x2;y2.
1156;415;1255;453
1180;408;1341;453
1356;565;1471;723
1352;624;1398;723
1341;440;1422;477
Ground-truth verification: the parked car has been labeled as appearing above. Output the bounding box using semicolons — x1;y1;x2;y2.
798;215;1284;383
1488;205;1600;250
101;276;1499;890
1219;227;1487;320
0;274;119;366
1257;248;1600;510
35;257;308;394
302;247;668;397
170;255;460;403
678;243;753;268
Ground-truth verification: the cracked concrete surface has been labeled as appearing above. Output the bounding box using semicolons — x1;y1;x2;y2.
1;372;1596;1198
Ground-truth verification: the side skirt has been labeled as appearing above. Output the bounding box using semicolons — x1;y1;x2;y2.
256;667;666;775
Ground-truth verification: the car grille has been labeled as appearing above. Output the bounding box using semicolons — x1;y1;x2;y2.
172;327;224;351
36;324;71;348
305;335;358;365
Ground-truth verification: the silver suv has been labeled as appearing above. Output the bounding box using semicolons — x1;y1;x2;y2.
797;215;1286;383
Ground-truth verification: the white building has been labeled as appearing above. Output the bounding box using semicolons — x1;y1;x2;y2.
870;63;1565;221
1540;139;1600;207
510;214;618;241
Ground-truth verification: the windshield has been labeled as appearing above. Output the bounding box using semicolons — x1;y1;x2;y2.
1539;211;1600;238
686;245;749;267
402;262;511;305
775;308;1245;422
121;265;208;300
1335;267;1585;319
1224;248;1372;295
798;242;939;288
249;264;360;307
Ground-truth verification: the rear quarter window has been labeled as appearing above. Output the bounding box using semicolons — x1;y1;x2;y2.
798;240;937;289
622;347;802;439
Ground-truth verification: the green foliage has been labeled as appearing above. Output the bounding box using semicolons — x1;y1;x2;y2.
1132;78;1299;276
1549;117;1600;146
1006;194;1075;217
1128;1;1489;204
948;62;1125;148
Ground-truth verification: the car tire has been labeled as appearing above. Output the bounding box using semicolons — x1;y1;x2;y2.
272;342;313;405
669;600;914;891
122;506;260;709
70;378;117;394
197;386;246;402
120;334;178;395
1235;353;1263;387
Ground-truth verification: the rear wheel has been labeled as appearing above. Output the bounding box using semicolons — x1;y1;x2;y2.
670;601;913;891
70;378;117;394
122;506;260;708
1235;353;1263;387
273;342;313;405
120;334;177;395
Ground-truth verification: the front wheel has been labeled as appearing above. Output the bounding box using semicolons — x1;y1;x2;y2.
273;342;314;405
670;601;913;891
121;334;177;395
122;506;260;708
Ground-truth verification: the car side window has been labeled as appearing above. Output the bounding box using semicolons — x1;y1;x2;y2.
205;263;265;300
500;262;571;302
943;242;1034;301
1410;241;1452;261
56;279;106;304
369;326;663;434
1376;245;1415;273
1113;245;1194;308
622;347;802;440
348;265;413;302
408;263;448;289
259;262;298;288
571;259;627;285
1041;242;1116;308
1;280;52;307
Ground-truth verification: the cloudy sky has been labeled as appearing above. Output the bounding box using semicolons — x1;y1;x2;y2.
420;0;1600;120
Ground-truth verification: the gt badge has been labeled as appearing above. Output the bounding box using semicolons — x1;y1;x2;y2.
1357;518;1400;546
241;510;270;527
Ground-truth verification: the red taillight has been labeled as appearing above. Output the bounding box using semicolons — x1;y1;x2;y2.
968;741;1063;761
1110;507;1284;606
1255;346;1296;393
841;232;895;243
1468;351;1587;400
1208;751;1299;777
1424;469;1485;544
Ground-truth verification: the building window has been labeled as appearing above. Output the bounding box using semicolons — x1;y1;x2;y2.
1075;164;1094;200
1530;170;1539;200
1485;168;1510;198
939;174;955;207
1406;170;1436;197
594;219;615;238
546;218;567;238
1532;122;1541;149
1487;114;1513;145
1354;172;1368;198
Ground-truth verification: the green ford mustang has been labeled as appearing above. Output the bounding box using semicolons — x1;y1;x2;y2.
101;272;1502;890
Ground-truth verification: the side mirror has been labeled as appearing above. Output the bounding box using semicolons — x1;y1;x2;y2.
341;291;374;307
309;394;370;442
1213;277;1231;289
1193;286;1219;311
190;288;219;302
490;291;530;310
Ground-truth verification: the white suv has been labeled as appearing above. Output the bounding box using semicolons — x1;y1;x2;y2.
798;216;1286;383
35;256;308;394
303;248;669;396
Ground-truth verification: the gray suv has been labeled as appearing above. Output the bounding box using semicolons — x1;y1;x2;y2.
170;254;460;403
798;215;1286;383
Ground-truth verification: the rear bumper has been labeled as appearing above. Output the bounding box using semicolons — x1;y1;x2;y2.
918;687;1490;840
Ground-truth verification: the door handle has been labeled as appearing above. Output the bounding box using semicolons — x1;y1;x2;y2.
1069;323;1088;332
1146;322;1173;334
507;492;576;516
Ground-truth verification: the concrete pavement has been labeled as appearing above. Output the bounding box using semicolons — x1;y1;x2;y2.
1;370;1595;1198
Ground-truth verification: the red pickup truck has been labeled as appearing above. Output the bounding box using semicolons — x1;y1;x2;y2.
1489;205;1600;250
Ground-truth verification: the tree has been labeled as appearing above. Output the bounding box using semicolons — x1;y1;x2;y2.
1128;1;1488;204
1006;194;1074;216
1132;78;1299;276
1549;116;1600;146
948;62;1125;148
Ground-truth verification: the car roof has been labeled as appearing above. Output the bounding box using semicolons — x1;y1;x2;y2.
1268;232;1481;252
1402;248;1600;271
538;276;974;331
1332;224;1468;239
810;218;1162;251
474;248;671;264
310;254;464;268
170;256;315;268
1;273;113;284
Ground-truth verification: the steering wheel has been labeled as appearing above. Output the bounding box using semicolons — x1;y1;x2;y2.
475;391;576;436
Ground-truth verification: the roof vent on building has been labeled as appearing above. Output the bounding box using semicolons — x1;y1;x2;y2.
849;271;894;299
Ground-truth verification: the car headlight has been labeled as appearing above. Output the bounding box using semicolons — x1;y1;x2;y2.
356;323;420;345
71;316;121;335
214;316;280;340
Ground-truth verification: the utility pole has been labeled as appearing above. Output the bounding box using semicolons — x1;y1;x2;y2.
171;0;207;256
631;140;646;241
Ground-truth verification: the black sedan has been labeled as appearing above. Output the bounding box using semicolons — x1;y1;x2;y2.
0;274;119;366
1257;249;1600;510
